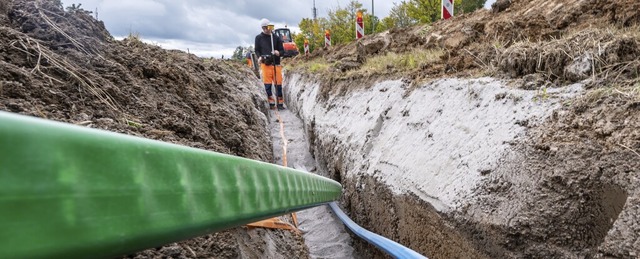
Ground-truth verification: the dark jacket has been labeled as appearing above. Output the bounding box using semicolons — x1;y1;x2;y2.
255;32;284;66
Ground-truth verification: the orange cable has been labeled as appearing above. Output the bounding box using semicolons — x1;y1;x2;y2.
274;109;298;227
275;110;288;167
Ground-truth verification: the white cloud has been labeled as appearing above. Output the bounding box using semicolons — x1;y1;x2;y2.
59;1;422;58
101;0;166;15
144;38;235;58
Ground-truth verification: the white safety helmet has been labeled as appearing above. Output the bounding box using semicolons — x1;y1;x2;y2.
260;18;270;28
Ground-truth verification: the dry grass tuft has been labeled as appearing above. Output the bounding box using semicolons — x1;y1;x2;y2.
579;83;640;105
288;59;330;74
352;48;444;76
10;35;120;112
499;26;640;84
126;31;142;42
34;0;93;55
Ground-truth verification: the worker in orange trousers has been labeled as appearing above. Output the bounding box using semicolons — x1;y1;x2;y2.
255;18;285;110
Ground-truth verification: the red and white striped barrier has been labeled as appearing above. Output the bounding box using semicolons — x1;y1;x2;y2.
325;30;331;47
356;11;364;39
442;0;454;20
304;39;309;55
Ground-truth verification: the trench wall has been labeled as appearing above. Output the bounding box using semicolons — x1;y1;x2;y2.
285;73;582;257
285;71;640;258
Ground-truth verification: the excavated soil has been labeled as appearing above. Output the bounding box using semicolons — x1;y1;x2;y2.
287;0;640;258
338;175;487;259
462;92;640;258
3;0;640;258
0;0;308;258
289;0;640;100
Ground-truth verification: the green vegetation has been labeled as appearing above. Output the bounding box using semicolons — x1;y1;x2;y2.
309;62;330;73
457;0;489;14
289;48;443;76
406;0;444;24
291;59;330;74
231;46;245;60
351;48;444;76
294;18;329;54
294;0;485;54
387;2;416;28
126;119;143;128
230;46;255;61
406;0;486;23
534;86;549;102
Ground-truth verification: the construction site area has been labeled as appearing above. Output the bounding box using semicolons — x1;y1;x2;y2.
0;0;639;258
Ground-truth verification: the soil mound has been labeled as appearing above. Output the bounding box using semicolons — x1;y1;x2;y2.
1;0;269;159
290;0;640;99
0;0;307;258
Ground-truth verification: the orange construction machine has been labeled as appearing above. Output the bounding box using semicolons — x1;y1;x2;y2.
273;26;299;58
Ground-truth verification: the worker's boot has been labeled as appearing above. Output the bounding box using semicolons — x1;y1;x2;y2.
277;97;285;110
268;96;276;110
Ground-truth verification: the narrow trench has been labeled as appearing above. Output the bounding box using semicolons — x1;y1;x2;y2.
274;75;635;258
267;109;360;259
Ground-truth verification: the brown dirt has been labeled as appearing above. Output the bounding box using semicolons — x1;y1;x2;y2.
0;0;308;258
289;0;640;258
123;228;309;259
289;0;640;99
340;175;489;259
462;89;640;258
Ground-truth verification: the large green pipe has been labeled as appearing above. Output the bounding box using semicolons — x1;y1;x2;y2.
0;111;342;258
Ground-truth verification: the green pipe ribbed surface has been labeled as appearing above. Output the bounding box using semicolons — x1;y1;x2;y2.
0;111;342;258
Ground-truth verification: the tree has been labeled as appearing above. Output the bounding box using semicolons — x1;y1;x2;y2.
231;46;244;60
375;16;396;32
456;0;487;15
326;3;356;45
406;0;466;24
389;1;417;28
369;1;417;32
363;14;380;34
325;0;374;44
406;0;439;24
294;17;328;54
243;46;254;57
297;0;422;50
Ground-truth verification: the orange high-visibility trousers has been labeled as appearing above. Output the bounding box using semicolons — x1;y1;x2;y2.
261;64;283;85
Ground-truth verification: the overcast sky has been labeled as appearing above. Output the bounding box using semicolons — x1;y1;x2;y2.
61;0;496;58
